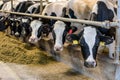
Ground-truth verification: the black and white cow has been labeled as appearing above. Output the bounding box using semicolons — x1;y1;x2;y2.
66;0;117;28
9;1;34;37
25;2;47;14
0;1;20;17
89;0;117;59
52;20;78;51
14;1;34;13
17;2;47;38
66;0;116;68
42;1;68;16
8;18;21;36
0;1;20;31
15;2;48;42
52;7;77;51
28;1;68;44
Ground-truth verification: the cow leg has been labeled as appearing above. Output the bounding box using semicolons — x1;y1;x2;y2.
107;40;115;59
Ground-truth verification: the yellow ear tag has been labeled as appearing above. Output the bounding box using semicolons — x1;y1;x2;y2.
100;42;105;46
73;40;79;45
5;22;8;25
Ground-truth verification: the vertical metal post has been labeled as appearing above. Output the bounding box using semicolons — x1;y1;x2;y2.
11;0;13;11
115;1;120;79
115;0;120;64
46;0;49;3
40;0;43;14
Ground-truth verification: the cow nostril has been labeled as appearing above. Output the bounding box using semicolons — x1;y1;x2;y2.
56;48;60;51
54;46;62;51
31;38;35;42
84;61;97;68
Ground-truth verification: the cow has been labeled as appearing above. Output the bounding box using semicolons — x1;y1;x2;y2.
28;1;69;44
16;2;47;38
52;20;77;51
66;0;117;28
8;18;21;36
0;1;20;31
42;1;68;16
66;0;116;68
51;7;77;51
14;2;48;42
0;1;20;17
25;2;47;14
89;0;117;59
9;1;34;37
14;1;34;13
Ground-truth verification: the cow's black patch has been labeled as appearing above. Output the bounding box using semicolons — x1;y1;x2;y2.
97;1;114;21
69;8;77;19
0;21;6;31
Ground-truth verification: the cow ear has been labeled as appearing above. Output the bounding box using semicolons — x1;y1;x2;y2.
99;36;113;45
97;30;113;45
66;34;79;43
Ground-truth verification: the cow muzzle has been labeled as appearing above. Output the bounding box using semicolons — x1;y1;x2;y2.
84;61;97;68
54;45;63;52
15;32;20;37
29;36;39;43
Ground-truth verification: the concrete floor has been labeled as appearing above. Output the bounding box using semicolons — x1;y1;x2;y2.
0;61;92;80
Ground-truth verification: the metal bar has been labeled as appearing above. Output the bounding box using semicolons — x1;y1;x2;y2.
46;0;48;3
115;0;120;64
11;0;13;11
0;10;118;28
40;0;43;14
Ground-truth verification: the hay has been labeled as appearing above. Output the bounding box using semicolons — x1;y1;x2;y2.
0;32;55;64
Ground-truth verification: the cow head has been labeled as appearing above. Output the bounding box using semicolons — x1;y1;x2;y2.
28;19;51;43
52;20;77;52
9;18;21;37
0;16;10;31
18;17;32;37
52;21;67;51
28;20;42;43
66;26;113;68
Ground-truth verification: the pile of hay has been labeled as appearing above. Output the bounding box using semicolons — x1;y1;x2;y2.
0;32;55;64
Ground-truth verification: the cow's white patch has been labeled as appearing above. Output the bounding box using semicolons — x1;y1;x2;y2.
107;40;115;59
53;21;66;51
26;3;40;13
83;27;97;62
22;19;28;23
91;4;98;14
42;1;67;17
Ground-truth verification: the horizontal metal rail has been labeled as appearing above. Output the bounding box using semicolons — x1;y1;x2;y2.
0;10;118;28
